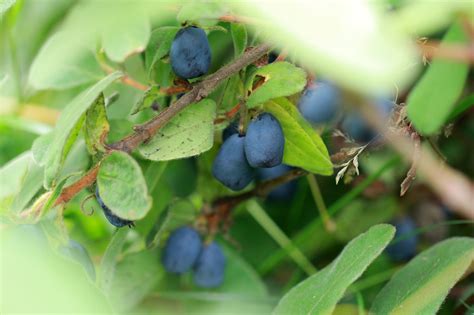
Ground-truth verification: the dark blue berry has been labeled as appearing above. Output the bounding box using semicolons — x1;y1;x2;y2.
222;120;239;142
268;52;278;63
386;217;418;262
256;164;297;200
212;134;255;191
59;239;96;280
162;226;202;274
95;187;134;228
170;26;211;79
298;81;341;124
193;242;226;288
244;113;285;168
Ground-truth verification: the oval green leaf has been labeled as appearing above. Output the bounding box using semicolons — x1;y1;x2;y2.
370;237;474;315
264;97;333;175
273;224;395;315
97;151;151;221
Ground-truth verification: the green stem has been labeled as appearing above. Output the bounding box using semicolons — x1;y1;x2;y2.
246;199;317;276
306;174;336;232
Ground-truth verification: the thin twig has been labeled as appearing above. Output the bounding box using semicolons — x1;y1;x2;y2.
306;174;336;232
55;44;271;206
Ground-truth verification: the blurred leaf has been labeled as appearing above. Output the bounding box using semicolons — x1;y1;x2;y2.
130;85;162;115
28;32;103;90
9;159;43;213
146;199;196;249
59;239;96;281
42;72;122;188
99;228;129;292
139;99;216;161
100;4;150;62
246;62;306;108
273;224;395;315
97;151;151;220
448;93;474;122
84;93;109;155
407;22;469;135
109;250;163;312
264;98;333;175
176;2;226;26
370;237;474;314
230;23;247;57
32;132;53;166
0;0;16;14
145;26;179;77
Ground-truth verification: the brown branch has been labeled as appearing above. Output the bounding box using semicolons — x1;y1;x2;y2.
400;132;420;196
418;40;474;64
55;44;271;206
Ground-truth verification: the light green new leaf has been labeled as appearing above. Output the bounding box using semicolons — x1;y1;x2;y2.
146;199;196;249
97;151;151;220
29;32;104;90
42;72;122;188
145;26;179;77
99;228;129;292
407;22;469;135
85;93;109;155
370;237;474;315
176;2;226;26
32;132;53;166
139;99;216;161
273;224;395;315
264;98;333;175
130;85;162;115
247;62;306;108
231;23;247;57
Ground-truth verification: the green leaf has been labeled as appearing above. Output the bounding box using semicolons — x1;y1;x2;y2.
0;0;16;14
176;2;226;26
84;93;109;155
9;159;43;213
42;71;122;188
139;99;216;161
273;224;395;315
247;62;306;108
109;250;164;312
146;199;196;249
145;26;180;77
264;97;333;175
99;228;129;292
32;132;53;166
219;74;243;112
407;22;469;135
370;237;474;315
448;93;474;122
231;23;247;57
130;85;162;115
97;151;151;220
28;32;104;90
100;4;150;62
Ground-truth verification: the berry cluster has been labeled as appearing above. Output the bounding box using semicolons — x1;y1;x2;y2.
212;113;286;191
162;226;226;288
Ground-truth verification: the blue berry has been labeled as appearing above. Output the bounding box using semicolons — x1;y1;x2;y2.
298;81;341;124
386;217;418;262
256;164;297;200
162;226;202;274
193;242;226;288
244;113;285;168
170;26;211;79
222;120;239;142
212;134;255;191
95;187;134;228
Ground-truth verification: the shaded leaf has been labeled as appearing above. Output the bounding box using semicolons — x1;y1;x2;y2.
264;97;333;175
247;62;306;108
139;99;216;161
273;224;395;315
97;151;151;220
130;85;162;115
84;93;109;155
32;132;53;166
407;22;469;135
145;26;180;77
99;228;129;292
42;72;122;188
370;237;474;315
231;23;247;57
219;75;243;112
448;93;474;122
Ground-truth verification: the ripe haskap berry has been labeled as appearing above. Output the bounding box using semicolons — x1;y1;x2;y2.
298;81;341;124
95;187;134;228
212;134;255;191
162;226;202;274
222;120;239;142
341;97;394;143
244;113;284;168
193;242;226;288
257;164;297;200
170;26;211;79
386;217;418;262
